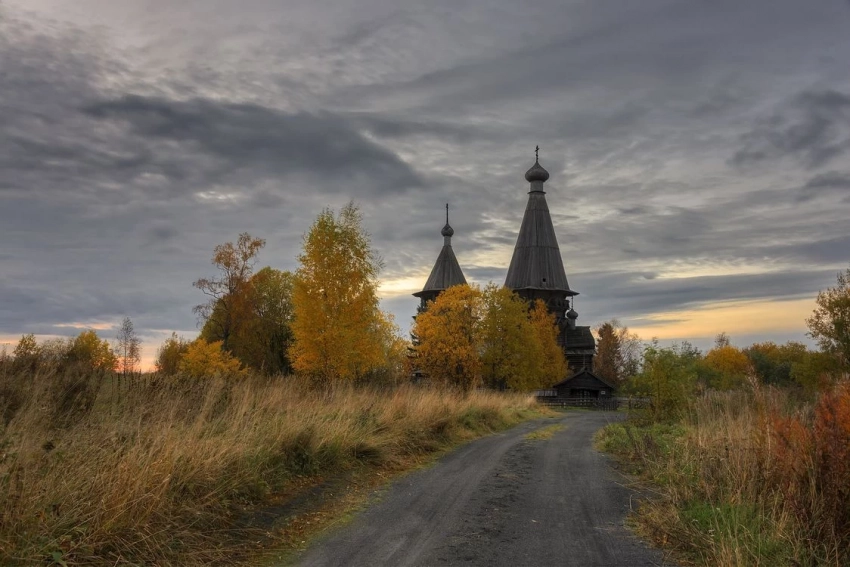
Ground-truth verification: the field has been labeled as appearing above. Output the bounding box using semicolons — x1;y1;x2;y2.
597;384;850;566
0;367;536;565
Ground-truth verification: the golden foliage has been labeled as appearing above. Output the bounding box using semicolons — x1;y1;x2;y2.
178;339;246;379
366;310;409;385
289;203;393;383
66;330;116;373
415;288;569;392
480;286;543;391
529;300;568;385
703;345;752;390
155;332;191;375
412;284;483;391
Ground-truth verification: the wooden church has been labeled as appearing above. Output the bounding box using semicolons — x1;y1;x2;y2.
413;151;614;399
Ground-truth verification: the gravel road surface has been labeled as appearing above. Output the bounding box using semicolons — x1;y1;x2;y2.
293;411;671;567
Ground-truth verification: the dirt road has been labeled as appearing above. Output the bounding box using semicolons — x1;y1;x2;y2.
293;412;671;567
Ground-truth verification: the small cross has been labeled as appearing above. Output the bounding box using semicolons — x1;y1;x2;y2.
446;203;449;224
535;145;540;161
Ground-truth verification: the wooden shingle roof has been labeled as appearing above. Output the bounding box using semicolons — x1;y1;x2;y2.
552;368;615;390
413;210;467;298
504;159;576;296
413;243;466;296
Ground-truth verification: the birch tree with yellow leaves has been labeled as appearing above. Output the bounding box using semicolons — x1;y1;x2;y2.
480;285;543;391
412;284;483;391
289;203;393;384
529;299;568;386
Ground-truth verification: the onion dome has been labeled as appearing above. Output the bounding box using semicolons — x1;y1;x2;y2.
441;223;454;237
525;159;550;183
567;307;578;320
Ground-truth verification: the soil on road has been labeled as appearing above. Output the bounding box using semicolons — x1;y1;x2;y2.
292;411;672;567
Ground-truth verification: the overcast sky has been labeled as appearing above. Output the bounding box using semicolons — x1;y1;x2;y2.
2;0;849;366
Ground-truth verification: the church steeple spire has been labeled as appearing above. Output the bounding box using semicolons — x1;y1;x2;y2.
413;204;467;308
505;150;577;318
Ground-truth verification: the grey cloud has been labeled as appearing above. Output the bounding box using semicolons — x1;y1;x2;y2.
731;89;850;170
797;171;850;202
1;14;427;209
351;113;483;143
82;96;424;194
618;205;652;216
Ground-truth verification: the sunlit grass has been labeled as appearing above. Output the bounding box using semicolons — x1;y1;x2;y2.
0;368;535;565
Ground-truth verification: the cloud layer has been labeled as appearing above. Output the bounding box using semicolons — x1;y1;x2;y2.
2;0;849;358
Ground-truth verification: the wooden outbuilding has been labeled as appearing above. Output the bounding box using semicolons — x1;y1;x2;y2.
552;369;615;400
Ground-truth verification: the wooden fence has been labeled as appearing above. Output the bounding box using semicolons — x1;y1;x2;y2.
535;397;652;411
536;397;620;411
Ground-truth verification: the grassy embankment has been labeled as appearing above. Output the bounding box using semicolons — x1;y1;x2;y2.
0;368;537;565
597;385;850;566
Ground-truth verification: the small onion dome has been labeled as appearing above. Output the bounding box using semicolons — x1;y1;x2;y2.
566;307;578;320
525;160;550;183
441;223;454;237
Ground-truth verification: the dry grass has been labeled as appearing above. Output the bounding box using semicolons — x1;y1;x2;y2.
597;385;850;566
0;367;535;565
524;423;565;440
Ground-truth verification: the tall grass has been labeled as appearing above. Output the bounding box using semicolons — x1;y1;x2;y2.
597;384;850;566
0;366;534;565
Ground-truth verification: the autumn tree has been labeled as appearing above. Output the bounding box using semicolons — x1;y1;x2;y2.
193;232;266;351
807;266;850;369
790;350;843;392
744;341;809;386
289;203;392;383
630;342;699;422
480;285;543;391
529;300;568;386
595;322;623;387
702;344;752;390
12;333;40;374
363;311;409;385
65;330;117;373
412;284;483;391
115;316;141;379
156;332;191;375
178;339;246;379
201;267;295;374
594;319;642;388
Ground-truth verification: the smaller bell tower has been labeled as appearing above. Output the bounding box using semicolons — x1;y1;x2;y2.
413;204;467;310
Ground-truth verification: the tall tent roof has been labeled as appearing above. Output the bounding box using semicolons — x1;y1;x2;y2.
413;205;467;298
504;156;576;295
